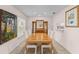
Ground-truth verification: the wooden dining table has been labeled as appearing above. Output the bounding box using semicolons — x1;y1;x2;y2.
26;33;53;53
26;33;52;44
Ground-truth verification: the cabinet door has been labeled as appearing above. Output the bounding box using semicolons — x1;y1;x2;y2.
44;21;48;34
32;21;36;33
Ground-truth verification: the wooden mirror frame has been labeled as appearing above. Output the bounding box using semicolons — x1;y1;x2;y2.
36;20;44;29
36;20;44;33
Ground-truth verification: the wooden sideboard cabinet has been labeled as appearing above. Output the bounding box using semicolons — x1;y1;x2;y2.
32;20;48;34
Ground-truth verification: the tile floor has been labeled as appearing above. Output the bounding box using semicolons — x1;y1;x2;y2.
11;41;70;54
53;41;70;54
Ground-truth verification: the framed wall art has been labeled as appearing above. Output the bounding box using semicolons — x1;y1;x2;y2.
65;6;79;27
0;9;17;44
17;17;25;37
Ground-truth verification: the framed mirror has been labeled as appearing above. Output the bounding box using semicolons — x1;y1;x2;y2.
36;20;44;29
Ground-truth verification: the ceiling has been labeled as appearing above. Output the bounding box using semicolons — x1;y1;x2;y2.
14;5;67;17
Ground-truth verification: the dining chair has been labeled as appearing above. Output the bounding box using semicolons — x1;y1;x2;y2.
41;30;54;54
41;44;53;54
26;44;37;54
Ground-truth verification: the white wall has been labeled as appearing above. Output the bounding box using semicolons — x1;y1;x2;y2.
53;5;79;53
0;5;28;53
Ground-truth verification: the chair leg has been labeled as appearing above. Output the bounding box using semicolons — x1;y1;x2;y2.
35;48;37;54
49;48;52;54
42;47;52;54
24;47;27;54
41;47;43;54
26;48;37;54
26;48;28;54
51;49;53;54
24;49;27;54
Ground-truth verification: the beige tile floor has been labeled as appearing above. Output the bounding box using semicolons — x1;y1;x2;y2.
53;41;70;54
10;41;70;54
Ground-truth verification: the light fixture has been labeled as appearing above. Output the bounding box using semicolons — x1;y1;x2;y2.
52;12;56;14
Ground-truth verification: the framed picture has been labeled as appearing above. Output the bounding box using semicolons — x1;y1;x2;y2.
0;9;17;44
65;6;79;27
36;20;44;29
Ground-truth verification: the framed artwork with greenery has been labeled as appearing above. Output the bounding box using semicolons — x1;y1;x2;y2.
0;9;17;44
